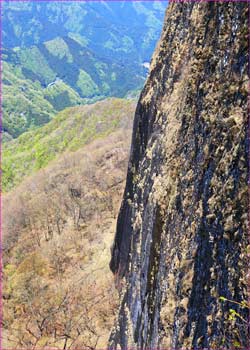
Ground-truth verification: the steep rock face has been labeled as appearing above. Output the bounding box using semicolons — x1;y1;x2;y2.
109;2;249;349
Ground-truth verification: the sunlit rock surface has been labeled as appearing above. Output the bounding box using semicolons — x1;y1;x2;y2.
109;2;249;349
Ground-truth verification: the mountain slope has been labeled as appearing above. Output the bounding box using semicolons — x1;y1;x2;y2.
4;37;147;97
109;2;249;349
2;1;167;139
2;98;136;192
2;59;84;139
3;1;167;63
3;39;142;139
3;125;133;349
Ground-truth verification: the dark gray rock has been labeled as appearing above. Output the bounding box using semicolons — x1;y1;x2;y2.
109;2;249;349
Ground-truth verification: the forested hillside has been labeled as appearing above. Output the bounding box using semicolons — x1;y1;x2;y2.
2;98;135;349
3;1;166;62
2;1;166;139
2;98;135;191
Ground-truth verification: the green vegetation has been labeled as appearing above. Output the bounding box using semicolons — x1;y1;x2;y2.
77;69;99;97
44;37;73;62
18;46;56;84
2;36;145;138
3;2;166;62
2;2;167;138
219;296;249;348
44;80;82;110
2;98;135;192
2;61;55;138
2;60;84;139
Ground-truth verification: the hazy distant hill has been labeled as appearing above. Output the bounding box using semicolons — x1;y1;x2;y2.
3;1;167;63
2;40;142;139
2;1;166;139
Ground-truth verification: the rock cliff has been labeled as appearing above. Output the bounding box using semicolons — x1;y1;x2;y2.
109;2;249;349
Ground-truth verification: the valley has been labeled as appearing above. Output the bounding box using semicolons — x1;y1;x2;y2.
2;1;166;139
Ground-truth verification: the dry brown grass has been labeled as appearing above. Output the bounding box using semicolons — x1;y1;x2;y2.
2;125;132;349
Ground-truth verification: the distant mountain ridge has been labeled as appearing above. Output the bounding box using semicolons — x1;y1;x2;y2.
3;37;143;138
3;1;167;63
2;1;167;139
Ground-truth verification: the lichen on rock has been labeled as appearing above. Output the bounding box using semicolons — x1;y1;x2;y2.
109;2;249;349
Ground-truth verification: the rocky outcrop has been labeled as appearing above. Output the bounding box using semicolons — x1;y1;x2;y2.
109;2;249;349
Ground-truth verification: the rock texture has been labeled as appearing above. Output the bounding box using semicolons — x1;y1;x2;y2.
109;2;249;349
